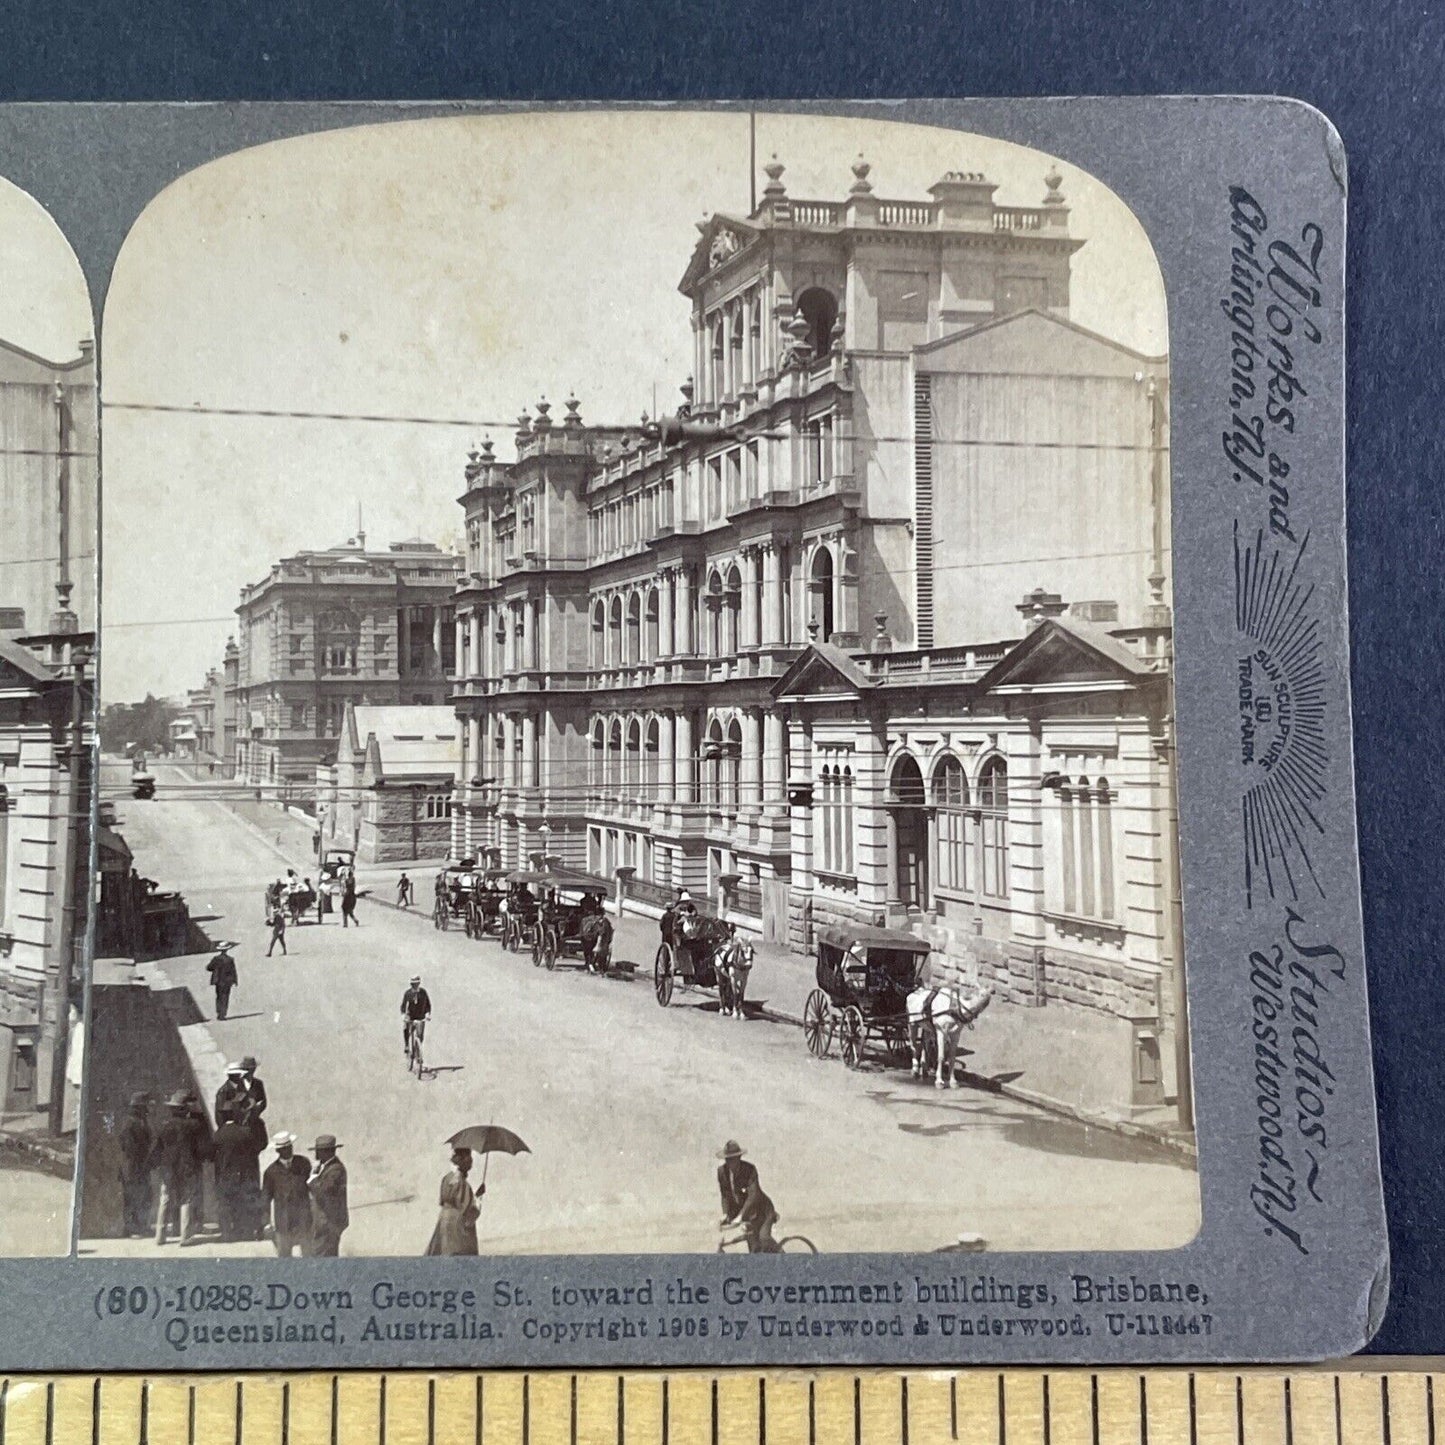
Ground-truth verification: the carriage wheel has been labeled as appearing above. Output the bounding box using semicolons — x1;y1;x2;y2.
543;927;558;971
654;943;674;1006
803;989;833;1058
531;925;544;967
840;1006;865;1070
506;918;519;953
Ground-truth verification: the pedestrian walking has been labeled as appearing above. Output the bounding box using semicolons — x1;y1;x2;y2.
212;1112;263;1242
261;1132;312;1257
424;1146;483;1255
341;872;358;928
306;1134;349;1256
267;907;287;956
149;1091;211;1246
117;1092;154;1238
397;872;413;908
206;943;238;1020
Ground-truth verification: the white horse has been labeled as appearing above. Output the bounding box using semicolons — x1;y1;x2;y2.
907;980;993;1088
716;933;755;1019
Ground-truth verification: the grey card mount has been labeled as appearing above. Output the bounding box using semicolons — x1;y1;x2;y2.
0;97;1383;1368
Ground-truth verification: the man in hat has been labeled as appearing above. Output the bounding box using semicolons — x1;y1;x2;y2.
206;943;239;1020
340;869;359;928
716;1141;778;1253
117;1092;154;1238
212;1107;263;1243
306;1135;349;1256
262;1132;312;1257
214;1062;247;1126
149;1090;211;1246
396;872;414;908
239;1055;267;1121
400;975;431;1057
267;904;287;957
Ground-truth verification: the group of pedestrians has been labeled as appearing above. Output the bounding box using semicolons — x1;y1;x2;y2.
116;1054;350;1255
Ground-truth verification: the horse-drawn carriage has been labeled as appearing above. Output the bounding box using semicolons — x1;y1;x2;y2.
530;871;615;973
802;924;991;1083
317;847;355;920
462;867;509;939
803;924;928;1069
432;859;481;931
498;870;548;953
653;899;754;1016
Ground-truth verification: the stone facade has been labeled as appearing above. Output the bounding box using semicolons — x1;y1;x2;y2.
232;538;461;788
446;157;1182;1111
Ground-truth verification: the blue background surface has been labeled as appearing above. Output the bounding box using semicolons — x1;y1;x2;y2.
1;0;1439;1355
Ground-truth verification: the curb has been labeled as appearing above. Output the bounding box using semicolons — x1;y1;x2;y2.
362;894;1197;1163
0;1127;75;1178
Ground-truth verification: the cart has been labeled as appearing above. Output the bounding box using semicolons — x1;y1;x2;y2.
653;900;753;1014
463;867;510;939
802;923;931;1070
317;847;356;922
499;870;549;953
431;859;482;931
531;871;615;972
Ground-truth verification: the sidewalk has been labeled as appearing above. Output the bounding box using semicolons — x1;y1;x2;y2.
354;867;1195;1161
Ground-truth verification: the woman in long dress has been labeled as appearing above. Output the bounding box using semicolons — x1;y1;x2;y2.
425;1147;483;1255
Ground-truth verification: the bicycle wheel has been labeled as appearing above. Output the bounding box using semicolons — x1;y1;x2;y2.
776;1235;818;1254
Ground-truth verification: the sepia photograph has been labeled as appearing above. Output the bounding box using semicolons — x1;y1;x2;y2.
83;109;1197;1259
0;173;95;1254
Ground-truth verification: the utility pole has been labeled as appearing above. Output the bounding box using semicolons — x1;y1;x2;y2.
48;646;86;1136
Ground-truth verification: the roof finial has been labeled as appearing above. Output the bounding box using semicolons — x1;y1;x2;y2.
1043;162;1065;205
762;155;786;199
850;154;872;194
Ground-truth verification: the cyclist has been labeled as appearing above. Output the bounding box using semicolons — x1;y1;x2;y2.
401;974;432;1059
716;1140;778;1253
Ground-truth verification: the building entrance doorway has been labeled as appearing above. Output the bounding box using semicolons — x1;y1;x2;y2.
889;756;928;911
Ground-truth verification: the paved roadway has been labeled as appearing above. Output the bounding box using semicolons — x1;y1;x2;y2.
87;760;1199;1258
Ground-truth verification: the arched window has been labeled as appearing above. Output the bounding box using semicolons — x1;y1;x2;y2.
626;718;642;795
710;315;725;401
725;564;742;655
810;546;835;642
608;594;623;668
644;717;660;796
608;720;623;792
645;588;660;661
1076;777;1095;919
626;591;642;667
707;570;725;657
591;599;606;670
979;757;1009;899
795;287;838;361
589;719;604;794
725;718;742;812
933;757;970;894
319;608;360;674
889;754;928;909
706;718;725;807
1059;781;1077;915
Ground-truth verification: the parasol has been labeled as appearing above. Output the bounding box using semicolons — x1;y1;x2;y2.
447;1125;530;1157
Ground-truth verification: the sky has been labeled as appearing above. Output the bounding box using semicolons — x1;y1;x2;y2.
0;176;93;362
100;109;1167;702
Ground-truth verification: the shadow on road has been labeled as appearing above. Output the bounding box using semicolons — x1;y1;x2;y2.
210;1011;266;1025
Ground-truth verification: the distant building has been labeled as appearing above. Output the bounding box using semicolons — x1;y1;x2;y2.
316;702;458;863
231;537;462;789
221;636;240;775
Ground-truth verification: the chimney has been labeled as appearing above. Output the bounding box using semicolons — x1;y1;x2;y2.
1016;587;1067;631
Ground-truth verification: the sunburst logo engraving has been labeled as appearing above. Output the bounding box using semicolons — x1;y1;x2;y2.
1234;522;1328;905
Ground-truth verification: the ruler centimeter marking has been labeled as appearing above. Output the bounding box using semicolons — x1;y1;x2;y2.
0;1369;1441;1444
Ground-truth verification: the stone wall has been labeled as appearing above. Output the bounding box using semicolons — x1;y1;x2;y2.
359;789;452;865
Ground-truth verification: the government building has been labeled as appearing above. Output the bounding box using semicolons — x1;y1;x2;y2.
448;158;1183;1113
232;536;461;787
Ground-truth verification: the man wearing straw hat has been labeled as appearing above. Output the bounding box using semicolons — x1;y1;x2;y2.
306;1134;349;1256
261;1132;312;1257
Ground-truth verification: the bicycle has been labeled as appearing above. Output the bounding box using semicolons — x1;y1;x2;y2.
404;1017;428;1078
717;1222;817;1254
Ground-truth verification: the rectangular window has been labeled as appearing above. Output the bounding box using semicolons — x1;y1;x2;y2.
745;442;759;498
707;458;723;520
726;450;742;511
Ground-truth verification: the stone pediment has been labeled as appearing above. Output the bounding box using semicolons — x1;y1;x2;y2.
772;643;875;701
975;617;1154;693
678;215;761;294
0;638;55;691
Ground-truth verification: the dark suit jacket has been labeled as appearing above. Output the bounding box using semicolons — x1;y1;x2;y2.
215;1077;267;1125
263;1155;313;1236
148;1114;212;1187
309;1158;349;1239
206;953;238;989
718;1159;774;1226
118;1114;153;1179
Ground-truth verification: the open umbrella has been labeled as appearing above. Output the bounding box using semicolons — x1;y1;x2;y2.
447;1125;530;1157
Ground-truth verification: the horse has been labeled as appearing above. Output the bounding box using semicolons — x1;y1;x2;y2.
907;980;993;1088
578;911;614;973
714;932;755;1019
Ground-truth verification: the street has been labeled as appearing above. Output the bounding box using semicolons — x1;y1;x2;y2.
85;760;1199;1258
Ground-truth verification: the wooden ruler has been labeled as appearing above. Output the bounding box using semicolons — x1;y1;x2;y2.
0;1367;1436;1444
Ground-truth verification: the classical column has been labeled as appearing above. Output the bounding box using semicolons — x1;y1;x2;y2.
432;608;444;675
658;710;676;802
522;712;538;790
471;610;484;678
660;571;676;659
741;548;760;649
741;708;762;810
762;544;781;646
454;613;465;679
676;568;693;655
503;712;518;788
675;710;694;805
399;606;411;676
763;710;785;815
